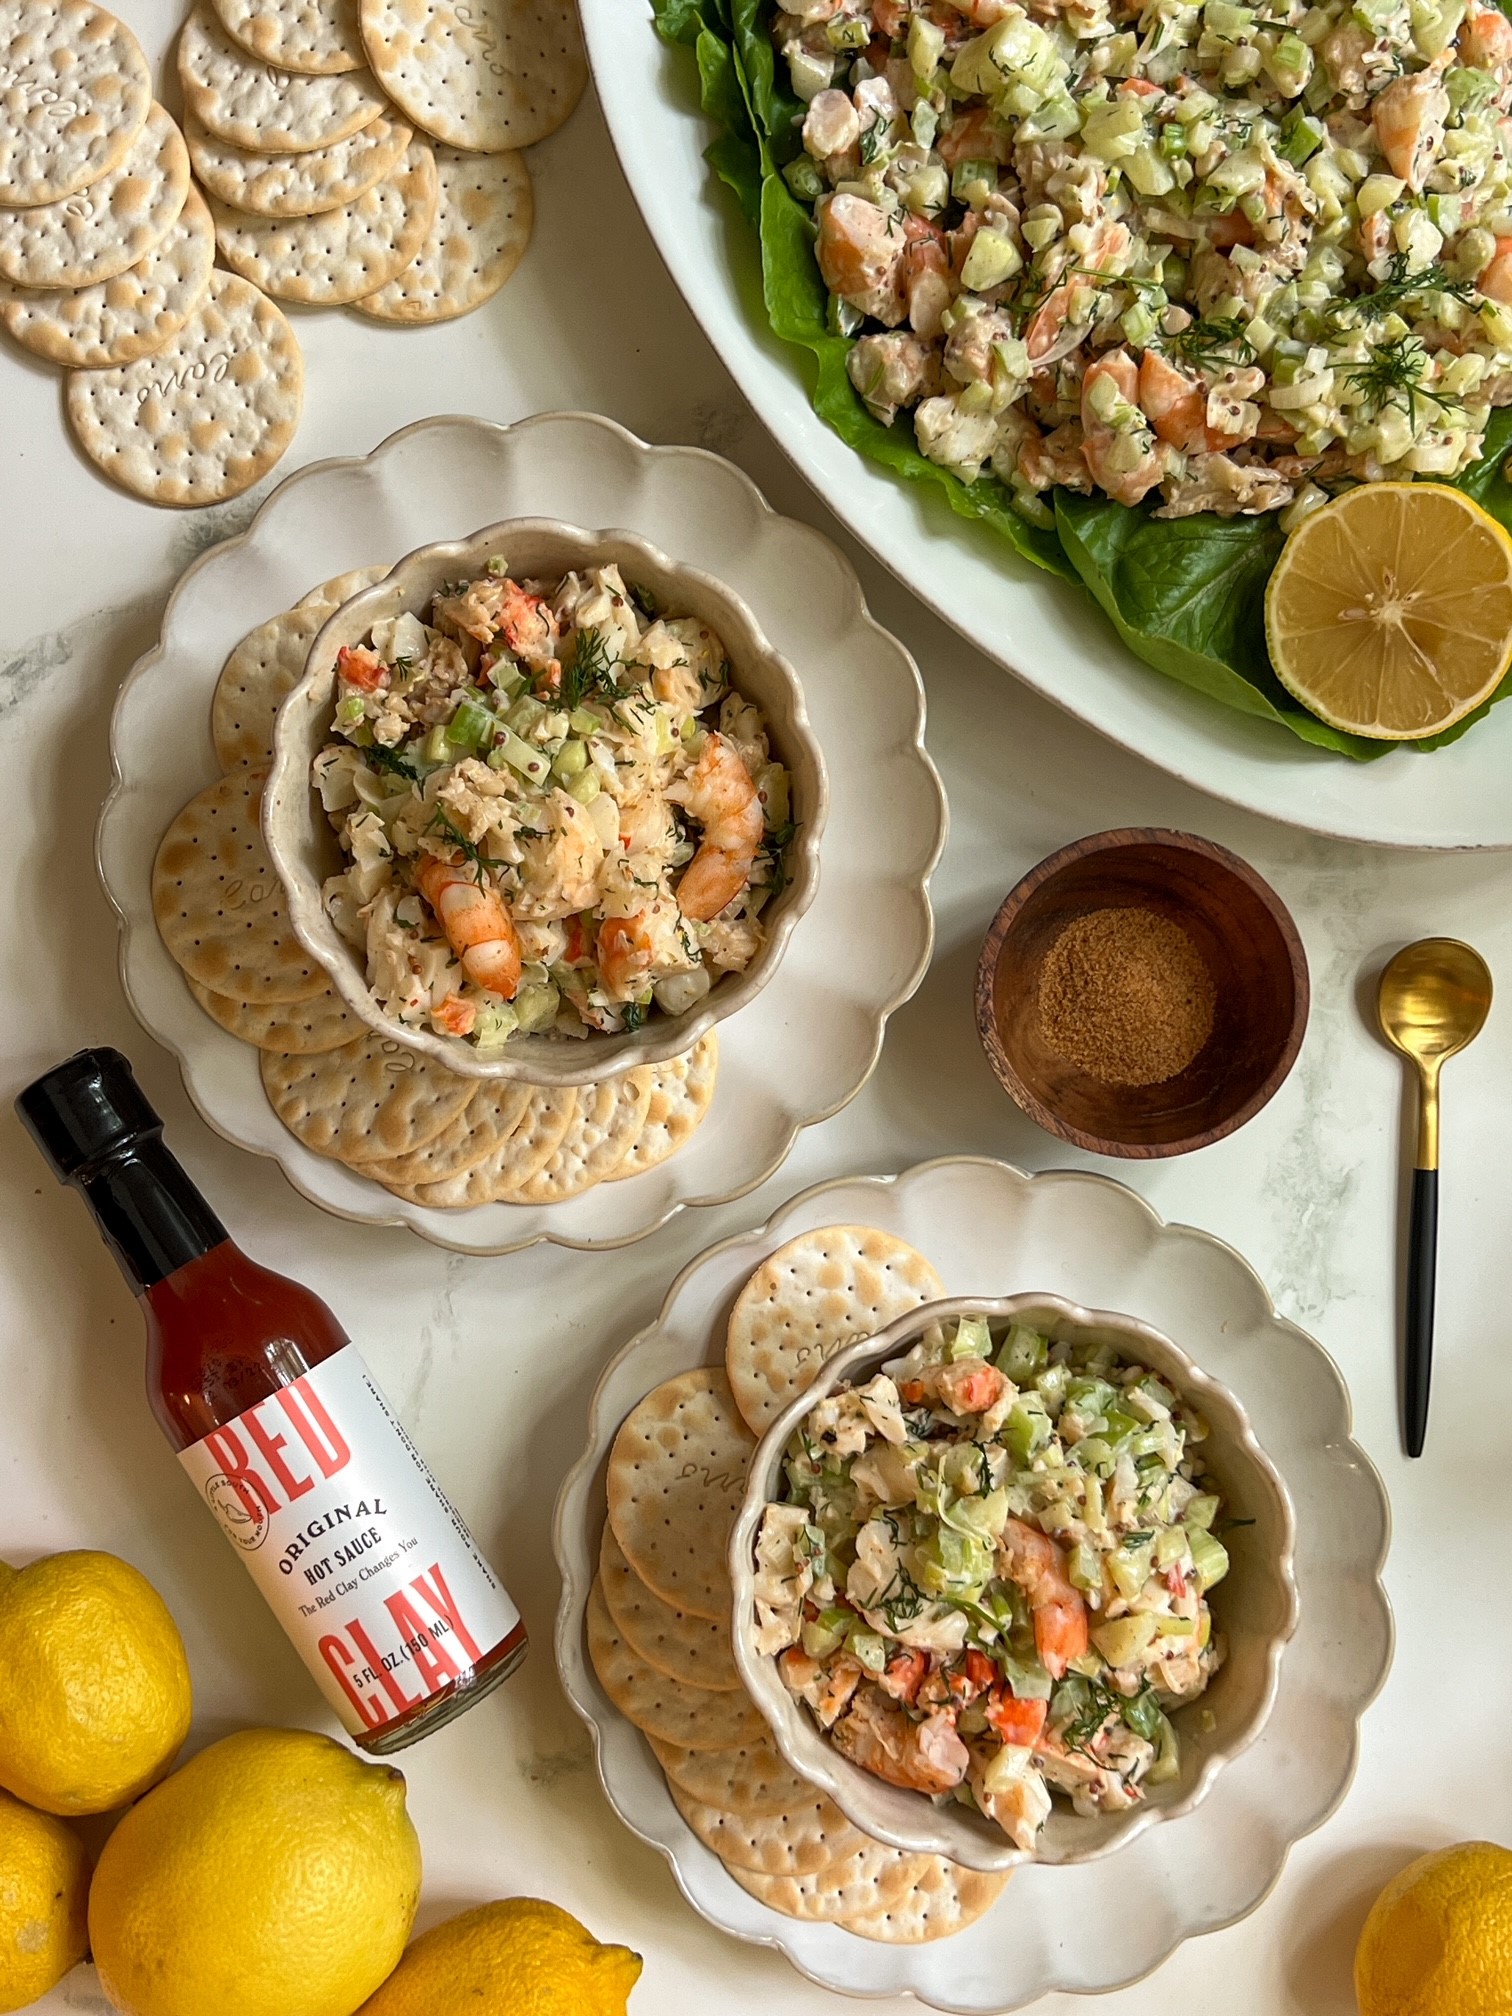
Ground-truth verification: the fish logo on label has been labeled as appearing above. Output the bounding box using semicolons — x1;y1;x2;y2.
205;1472;270;1550
453;3;510;80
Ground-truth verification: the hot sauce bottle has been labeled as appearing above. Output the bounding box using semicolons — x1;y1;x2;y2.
17;1047;527;1753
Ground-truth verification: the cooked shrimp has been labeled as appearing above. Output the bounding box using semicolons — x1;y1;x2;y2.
802;86;860;160
1137;349;1211;453
1000;1519;1090;1679
414;855;522;1000
936;105;1014;168
938;0;1018;24
779;1646;866;1727
1480;235;1512;303
1023;221;1130;365
597;913;657;1001
1371;59;1450;193
671;732;765;922
831;1688;970;1793
1081;350;1165;508
878;1648;928;1703
1460;0;1512;76
902;225;952;339
815;192;908;325
985;1689;1049;1747
1016;417;1092;491
434;993;477;1038
335;643;386;693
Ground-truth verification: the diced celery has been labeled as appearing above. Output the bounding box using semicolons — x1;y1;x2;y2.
1108;1539;1154;1601
553;737;588;780
567;767;602;807
997;1650;1053;1700
336;695;366;727
783;155;825;203
1066;1539;1103;1593
506;693;549;736
1092;1613;1158;1668
951;157;998;204
909;12;945;75
513;981;560;1034
1154;1526;1189;1570
756;761;790;829
961;227;1023;288
471;1002;518;1050
421;724;450;765
1065;1376;1116;1422
1100;1406;1142;1448
948;1316;994;1361
1277;106;1324;164
1447;64;1495;115
1155;1613;1197;1636
995;1323;1047;1382
445;695;494;750
1034;1361;1070;1410
825;14;867;47
1184;1492;1221;1530
1004;1400;1052;1463
491;726;552;786
1186;1527;1230;1589
801;1617;846;1660
848;1627;887;1673
568;705;607;736
1148;1714;1181;1783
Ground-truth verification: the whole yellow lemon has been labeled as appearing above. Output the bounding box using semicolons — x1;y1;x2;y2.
356;1897;643;2015
1356;1841;1512;2016
0;1552;190;1817
88;1728;421;2016
0;1789;89;2013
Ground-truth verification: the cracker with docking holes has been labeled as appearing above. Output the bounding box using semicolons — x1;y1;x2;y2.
606;1367;755;1622
725;1225;945;1437
65;269;303;506
0;103;188;290
186;109;412;218
360;1081;534;1187
844;1858;1011;1944
261;1031;478;1163
585;1582;766;1752
153;768;327;1004
0;0;152;206
726;1841;931;1924
389;1084;579;1206
179;1;386;153
213;584;384;771
0;183;214;370
354;143;530;324
211;0;365;74
298;564;390;607
667;1780;862;1879
506;1069;652;1204
609;1033;717;1180
188;977;363;1053
208;138;438;306
358;0;586;152
647;1735;812;1817
599;1525;741;1693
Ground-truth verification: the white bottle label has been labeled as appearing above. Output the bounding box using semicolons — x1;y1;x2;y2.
178;1346;521;1738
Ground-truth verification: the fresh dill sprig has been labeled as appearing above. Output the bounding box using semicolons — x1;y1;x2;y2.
1161;314;1256;369
561;625;631;710
1322;252;1477;336
859;114;887;166
426;810;488;886
364;742;420;782
1344;334;1462;426
622;999;651;1032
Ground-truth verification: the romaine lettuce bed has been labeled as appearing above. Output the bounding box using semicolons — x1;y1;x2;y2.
651;0;1512;760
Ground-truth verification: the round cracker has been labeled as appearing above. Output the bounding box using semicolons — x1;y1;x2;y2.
609;1033;717;1181
606;1367;755;1623
187;975;362;1052
599;1524;740;1693
843;1859;1010;1944
66;269;303;508
298;563;389;607
727;1841;930;1924
359;0;587;153
186;109;412;218
211;0;365;74
209;139;438;307
261;1032;478;1163
213;599;343;771
0;102;189;290
0;0;152;208
153;769;327;1004
360;1079;533;1187
179;2;386;153
726;1226;946;1437
585;1581;765;1752
399;1084;578;1207
667;1780;861;1878
648;1735;813;1818
504;1068;651;1204
0;182;213;370
354;143;530;325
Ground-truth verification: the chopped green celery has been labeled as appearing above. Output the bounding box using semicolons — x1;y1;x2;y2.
471;1001;518;1050
1447;64;1495;114
491;726;552;786
1158;119;1188;160
336;695;366;727
1003;1400;1052;1463
1035;1361;1070;1410
1155;1613;1197;1636
506;693;550;737
951;157;999;205
997;1650;1053;1700
1277;106;1324;164
801;1617;846;1659
1101;1405;1143;1448
1026;90;1078;139
783;154;825;203
847;1627;887;1673
825;14;867;47
1066;1539;1103;1593
817;1604;852;1636
568;705;606;736
1184;1492;1221;1530
1120;1682;1164;1741
512;982;559;1035
756;762;790;831
909;12;945;74
961;227;1022;287
1121;297;1160;347
1092;1613;1158;1668
947;1316;994;1361
1065;1376;1116;1421
567;767;601;807
1109;1539;1154;1601
1077;1436;1116;1477
1204;0;1254;33
487;658;525;701
1186;1526;1230;1589
445;695;495;751
553;737;589;780
917;1527;993;1593
995;1323;1047;1382
421;724;450;765
1154;1526;1189;1570
1148;1714;1181;1783
943;1488;1009;1543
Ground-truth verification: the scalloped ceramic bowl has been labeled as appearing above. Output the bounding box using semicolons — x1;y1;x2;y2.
265;517;828;1085
729;1291;1299;1875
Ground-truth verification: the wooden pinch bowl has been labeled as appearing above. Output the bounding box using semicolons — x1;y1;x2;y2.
975;829;1309;1159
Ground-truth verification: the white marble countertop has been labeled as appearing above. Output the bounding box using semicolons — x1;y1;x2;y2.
3;18;1507;2010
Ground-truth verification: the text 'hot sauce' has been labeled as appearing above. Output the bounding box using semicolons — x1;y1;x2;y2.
17;1047;527;1752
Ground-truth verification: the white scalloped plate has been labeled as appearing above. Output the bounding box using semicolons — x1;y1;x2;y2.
97;414;946;1254
552;1158;1394;2009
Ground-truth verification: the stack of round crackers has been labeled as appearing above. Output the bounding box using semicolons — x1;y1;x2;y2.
149;560;719;1212
0;0;303;504
585;1232;1011;1943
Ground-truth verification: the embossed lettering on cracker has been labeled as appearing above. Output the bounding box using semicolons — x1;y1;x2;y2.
0;0;152;206
0;102;189;290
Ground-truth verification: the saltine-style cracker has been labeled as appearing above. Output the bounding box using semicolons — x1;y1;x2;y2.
358;0;586;152
261;1032;478;1163
186;109;412;218
179;2;386;153
211;0;365;74
585;1581;766;1751
188;976;362;1053
0;0;152;207
354;143;530;325
599;1524;741;1693
0;102;189;290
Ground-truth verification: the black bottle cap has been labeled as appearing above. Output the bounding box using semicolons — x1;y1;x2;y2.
16;1047;164;1182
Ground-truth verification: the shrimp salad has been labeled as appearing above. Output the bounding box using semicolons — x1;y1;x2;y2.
313;560;794;1048
775;0;1512;519
752;1314;1231;1850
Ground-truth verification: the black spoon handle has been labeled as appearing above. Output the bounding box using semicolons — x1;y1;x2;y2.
1405;1166;1438;1459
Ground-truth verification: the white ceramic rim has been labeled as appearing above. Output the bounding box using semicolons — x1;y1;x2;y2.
551;1155;1395;2007
96;411;948;1254
264;514;830;1084
727;1290;1299;1873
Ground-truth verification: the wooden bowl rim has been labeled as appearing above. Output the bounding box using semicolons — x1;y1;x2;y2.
973;827;1310;1160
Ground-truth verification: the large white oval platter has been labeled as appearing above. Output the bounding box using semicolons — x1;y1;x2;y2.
98;413;945;1254
581;0;1512;850
553;1157;1394;2009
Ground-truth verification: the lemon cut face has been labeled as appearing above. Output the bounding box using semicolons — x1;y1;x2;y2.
1265;482;1512;740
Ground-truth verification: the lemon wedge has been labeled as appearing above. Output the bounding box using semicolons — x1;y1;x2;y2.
1264;482;1512;739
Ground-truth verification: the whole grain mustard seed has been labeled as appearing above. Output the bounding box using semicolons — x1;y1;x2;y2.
1037;907;1216;1089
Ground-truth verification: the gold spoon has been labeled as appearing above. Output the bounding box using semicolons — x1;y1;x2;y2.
1377;937;1492;1458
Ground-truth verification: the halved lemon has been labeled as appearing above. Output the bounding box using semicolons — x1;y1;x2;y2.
1265;481;1512;739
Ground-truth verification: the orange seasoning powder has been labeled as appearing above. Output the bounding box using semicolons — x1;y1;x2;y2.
1037;907;1215;1088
